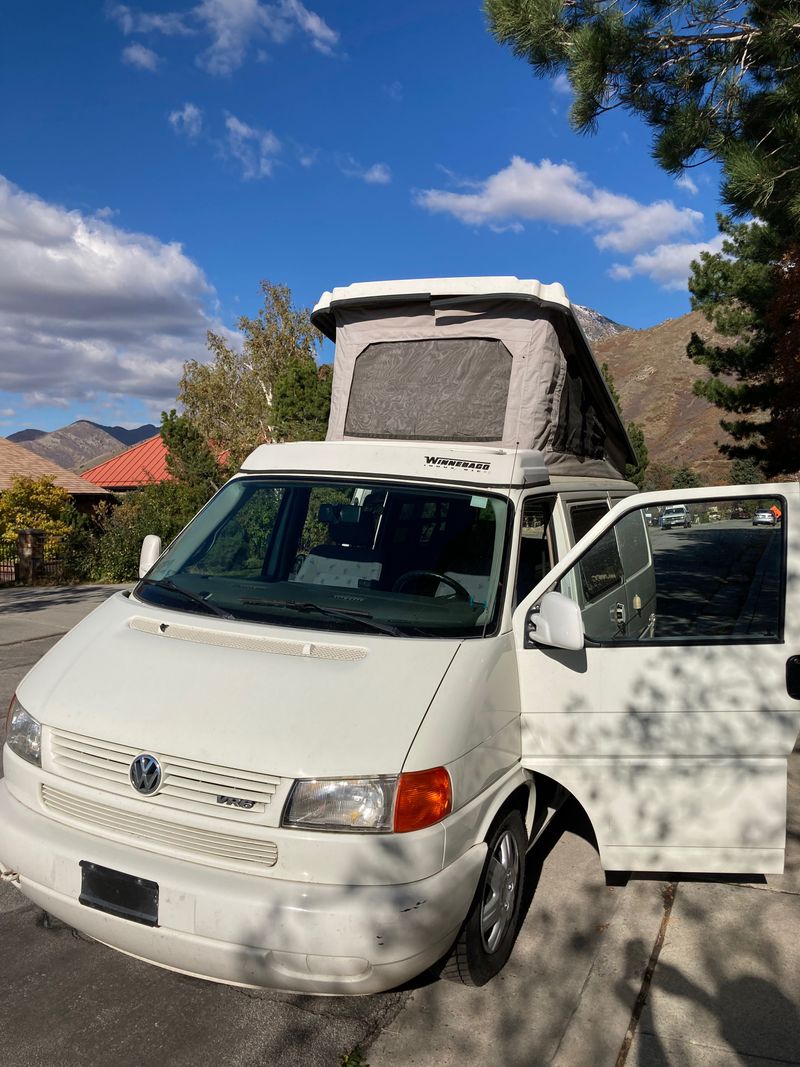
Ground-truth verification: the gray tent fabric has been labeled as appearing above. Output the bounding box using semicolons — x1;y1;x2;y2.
324;296;633;479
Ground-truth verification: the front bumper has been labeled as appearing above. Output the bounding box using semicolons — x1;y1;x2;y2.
0;780;485;994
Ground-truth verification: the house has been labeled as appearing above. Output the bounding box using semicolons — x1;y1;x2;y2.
82;434;170;492
0;437;107;505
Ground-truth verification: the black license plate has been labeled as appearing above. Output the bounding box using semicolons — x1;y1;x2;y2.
79;861;159;927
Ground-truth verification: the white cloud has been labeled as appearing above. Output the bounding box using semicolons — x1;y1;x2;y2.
339;156;392;185
108;0;338;76
278;0;338;55
610;235;725;290
122;42;162;70
224;113;281;179
675;172;699;196
551;72;572;96
294;143;319;168
107;3;193;36
416;156;702;253
194;0;269;74
0;175;226;407
593;199;703;254
169;102;204;139
362;163;391;185
433;164;481;190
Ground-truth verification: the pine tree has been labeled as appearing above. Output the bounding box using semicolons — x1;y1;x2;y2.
625;422;649;489
729;457;766;484
160;409;226;505
486;1;800;473
688;221;800;473
271;360;332;443
485;1;800;228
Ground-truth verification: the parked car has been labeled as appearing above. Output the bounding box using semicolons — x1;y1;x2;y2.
2;277;799;997
660;504;692;529
753;509;777;526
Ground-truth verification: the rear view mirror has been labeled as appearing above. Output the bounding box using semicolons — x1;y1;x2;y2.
138;534;162;578
525;591;584;651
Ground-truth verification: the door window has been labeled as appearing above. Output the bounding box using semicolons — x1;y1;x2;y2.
569;501;609;544
559;494;785;644
514;497;555;605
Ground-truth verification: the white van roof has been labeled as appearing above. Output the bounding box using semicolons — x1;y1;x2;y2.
311;276;571;339
240;440;551;489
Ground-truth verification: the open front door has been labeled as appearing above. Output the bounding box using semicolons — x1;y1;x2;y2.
513;483;800;874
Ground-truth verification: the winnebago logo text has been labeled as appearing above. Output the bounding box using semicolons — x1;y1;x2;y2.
425;456;491;471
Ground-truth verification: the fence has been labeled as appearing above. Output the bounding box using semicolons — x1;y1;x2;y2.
0;539;18;585
0;530;66;586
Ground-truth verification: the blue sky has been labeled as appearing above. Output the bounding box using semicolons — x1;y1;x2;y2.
0;1;724;436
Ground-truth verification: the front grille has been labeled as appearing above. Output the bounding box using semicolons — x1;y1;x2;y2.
41;785;279;873
49;729;282;817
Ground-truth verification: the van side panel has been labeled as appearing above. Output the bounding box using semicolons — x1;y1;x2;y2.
402;635;521;822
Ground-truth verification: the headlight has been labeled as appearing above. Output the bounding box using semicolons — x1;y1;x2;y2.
5;697;42;767
283;777;397;832
282;767;452;833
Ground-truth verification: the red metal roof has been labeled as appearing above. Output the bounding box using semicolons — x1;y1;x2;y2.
82;435;171;489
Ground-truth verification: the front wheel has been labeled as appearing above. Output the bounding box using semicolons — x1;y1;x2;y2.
442;809;527;986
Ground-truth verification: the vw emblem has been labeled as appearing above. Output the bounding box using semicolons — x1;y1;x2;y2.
130;753;162;796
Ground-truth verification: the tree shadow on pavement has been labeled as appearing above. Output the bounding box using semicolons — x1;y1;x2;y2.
0;585;127;615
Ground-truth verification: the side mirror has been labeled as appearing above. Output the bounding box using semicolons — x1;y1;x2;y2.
525;591;584;651
138;534;162;578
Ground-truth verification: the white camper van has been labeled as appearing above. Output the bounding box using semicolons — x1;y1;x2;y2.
2;277;799;995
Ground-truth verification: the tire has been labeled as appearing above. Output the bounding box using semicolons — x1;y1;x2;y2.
441;809;527;986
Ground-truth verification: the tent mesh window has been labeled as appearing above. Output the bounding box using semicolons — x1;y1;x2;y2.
344;338;512;441
550;318;615;462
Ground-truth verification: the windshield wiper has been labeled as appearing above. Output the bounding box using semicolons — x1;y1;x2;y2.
136;577;236;620
241;597;405;637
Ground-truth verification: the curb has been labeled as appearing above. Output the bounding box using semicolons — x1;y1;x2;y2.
549;879;671;1067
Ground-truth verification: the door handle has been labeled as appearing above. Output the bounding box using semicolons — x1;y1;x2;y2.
610;602;626;627
787;656;800;700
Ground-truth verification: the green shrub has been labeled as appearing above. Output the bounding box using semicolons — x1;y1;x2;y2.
0;477;73;544
91;482;203;582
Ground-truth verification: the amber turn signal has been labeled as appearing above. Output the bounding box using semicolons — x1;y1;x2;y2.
394;767;452;833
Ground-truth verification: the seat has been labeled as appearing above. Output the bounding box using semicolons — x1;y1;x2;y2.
294;509;382;589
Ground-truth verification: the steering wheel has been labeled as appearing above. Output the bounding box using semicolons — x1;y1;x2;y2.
391;570;472;601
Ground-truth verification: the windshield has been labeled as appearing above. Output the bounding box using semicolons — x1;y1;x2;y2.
135;478;511;638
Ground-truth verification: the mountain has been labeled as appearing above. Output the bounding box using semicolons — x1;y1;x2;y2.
573;305;630;344
95;422;158;447
9;420;157;472
7;428;47;444
595;310;734;485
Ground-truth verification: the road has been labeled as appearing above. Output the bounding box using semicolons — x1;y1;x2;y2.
0;585;632;1067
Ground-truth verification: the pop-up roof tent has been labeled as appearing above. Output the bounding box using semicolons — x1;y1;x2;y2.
311;277;635;480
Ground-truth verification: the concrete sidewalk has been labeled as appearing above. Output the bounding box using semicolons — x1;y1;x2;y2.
368;750;800;1067
625;754;800;1067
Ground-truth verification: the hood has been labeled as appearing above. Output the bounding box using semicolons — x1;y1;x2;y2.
17;592;460;779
